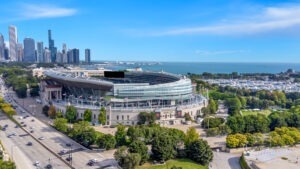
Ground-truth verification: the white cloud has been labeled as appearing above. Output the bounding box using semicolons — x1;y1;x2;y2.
19;4;77;19
141;5;300;36
195;49;248;56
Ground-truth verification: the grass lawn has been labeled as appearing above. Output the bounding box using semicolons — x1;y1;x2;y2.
136;159;208;169
241;109;272;117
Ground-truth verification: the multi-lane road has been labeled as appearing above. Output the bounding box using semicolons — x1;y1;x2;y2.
0;114;69;169
0;78;118;169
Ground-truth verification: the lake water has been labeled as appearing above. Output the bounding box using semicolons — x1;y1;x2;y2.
98;62;300;74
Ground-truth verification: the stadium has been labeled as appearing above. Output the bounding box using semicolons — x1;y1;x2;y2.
40;68;207;125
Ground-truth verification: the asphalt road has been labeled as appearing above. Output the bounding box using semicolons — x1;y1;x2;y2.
1;78;118;169
16;113;118;169
0;114;69;169
210;151;241;169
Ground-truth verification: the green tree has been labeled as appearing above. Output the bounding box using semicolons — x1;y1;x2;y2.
123;153;141;169
114;146;141;169
56;111;63;118
184;113;192;121
98;107;106;125
15;83;27;98
83;109;92;122
128;140;149;164
53;118;68;133
68;121;97;147
226;116;245;134
97;134;116;150
186;139;213;166
185;127;199;146
65;106;77;123
115;125;127;146
30;85;40;97
151;134;177;161
225;97;242;116
138;112;156;124
226;133;247;148
208;99;217;114
202;117;225;128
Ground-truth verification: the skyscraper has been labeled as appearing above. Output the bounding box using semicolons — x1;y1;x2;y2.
23;38;35;62
85;48;91;64
16;43;23;62
56;51;63;63
9;25;17;61
62;43;68;63
37;42;44;63
48;30;56;62
44;48;51;63
0;34;5;61
4;47;9;60
72;48;80;64
67;49;73;63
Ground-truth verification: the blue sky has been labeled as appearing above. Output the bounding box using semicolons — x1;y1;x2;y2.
1;0;300;62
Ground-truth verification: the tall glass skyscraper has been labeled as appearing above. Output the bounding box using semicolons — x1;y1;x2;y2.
72;48;80;64
37;42;44;63
9;25;17;61
16;43;23;62
23;38;35;62
85;48;91;64
48;30;56;62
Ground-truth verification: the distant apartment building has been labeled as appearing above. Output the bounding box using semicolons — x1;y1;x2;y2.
36;42;44;63
85;48;91;64
56;51;63;63
44;48;51;63
62;43;68;63
4;47;9;60
67;49;73;63
72;48;80;64
9;25;18;61
23;38;35;62
16;43;23;62
0;34;5;61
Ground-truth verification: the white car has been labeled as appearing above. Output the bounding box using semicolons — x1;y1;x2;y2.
34;161;40;166
38;137;45;140
59;149;68;155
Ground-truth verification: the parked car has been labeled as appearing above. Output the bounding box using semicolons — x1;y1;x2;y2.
66;156;72;161
27;142;33;146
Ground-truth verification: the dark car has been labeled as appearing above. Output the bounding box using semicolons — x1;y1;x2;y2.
87;159;97;166
66;143;72;147
87;161;94;166
27;142;32;146
45;164;53;169
31;119;35;122
66;156;72;161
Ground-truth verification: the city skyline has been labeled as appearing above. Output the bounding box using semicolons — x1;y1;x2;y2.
1;0;300;62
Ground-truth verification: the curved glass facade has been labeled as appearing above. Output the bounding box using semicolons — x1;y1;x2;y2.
113;78;193;100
